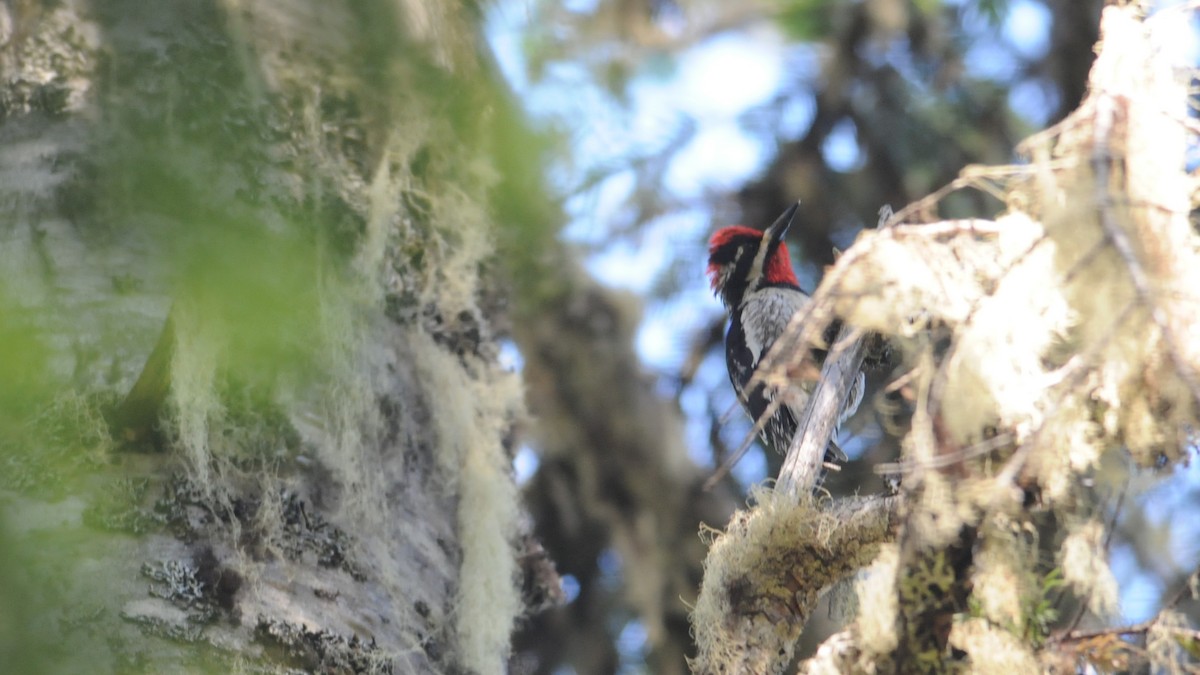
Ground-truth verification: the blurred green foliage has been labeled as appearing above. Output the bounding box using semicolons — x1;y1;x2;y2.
0;295;54;672
778;0;835;41
82;4;335;390
0;291;52;427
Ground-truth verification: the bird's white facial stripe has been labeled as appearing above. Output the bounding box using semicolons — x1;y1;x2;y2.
744;231;772;291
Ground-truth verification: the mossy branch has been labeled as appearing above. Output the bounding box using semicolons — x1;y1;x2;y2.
689;494;900;674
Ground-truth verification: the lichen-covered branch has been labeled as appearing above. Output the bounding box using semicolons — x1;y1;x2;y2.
690;494;900;674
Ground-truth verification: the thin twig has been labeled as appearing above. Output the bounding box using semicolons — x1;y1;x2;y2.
874;432;1013;475
703;391;789;491
1054;567;1198;644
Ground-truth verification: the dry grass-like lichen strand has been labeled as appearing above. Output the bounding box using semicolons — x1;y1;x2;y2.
970;517;1039;636
949;618;1040;675
410;329;523;674
291;64;523;673
690;492;899;674
1027;6;1200;467
830;213;1072;449
167;301;225;493
1147;609;1194;672
1059;519;1117;619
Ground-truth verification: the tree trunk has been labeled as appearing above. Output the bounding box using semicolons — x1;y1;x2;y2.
1;1;533;672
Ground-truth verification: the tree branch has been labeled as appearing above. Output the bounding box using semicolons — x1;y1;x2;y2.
689;495;901;674
775;324;869;499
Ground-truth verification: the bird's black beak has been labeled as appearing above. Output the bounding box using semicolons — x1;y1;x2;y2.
765;202;799;243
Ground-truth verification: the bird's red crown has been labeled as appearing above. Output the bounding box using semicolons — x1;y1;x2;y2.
707;226;799;291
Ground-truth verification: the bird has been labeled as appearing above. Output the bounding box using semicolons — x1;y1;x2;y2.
706;202;864;473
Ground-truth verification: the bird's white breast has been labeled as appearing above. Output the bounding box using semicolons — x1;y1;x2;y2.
738;286;810;364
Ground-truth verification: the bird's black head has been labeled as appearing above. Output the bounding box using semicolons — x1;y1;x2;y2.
707;203;801;308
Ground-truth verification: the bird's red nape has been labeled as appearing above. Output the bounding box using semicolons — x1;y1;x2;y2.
764;242;798;286
706;261;721;291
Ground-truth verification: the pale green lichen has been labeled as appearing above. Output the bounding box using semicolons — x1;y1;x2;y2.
167;302;225;492
411;330;523;673
692;489;895;673
856;544;900;656
1147;609;1192;674
970;522;1030;633
949;618;1039;674
1060;519;1117;618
